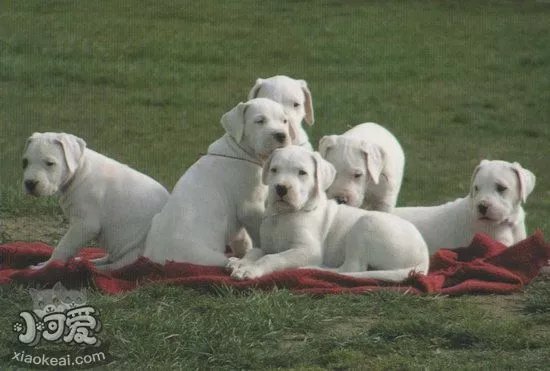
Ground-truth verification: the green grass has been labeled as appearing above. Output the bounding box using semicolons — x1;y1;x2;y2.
1;0;550;369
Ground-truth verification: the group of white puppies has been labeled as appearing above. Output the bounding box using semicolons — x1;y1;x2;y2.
21;75;539;282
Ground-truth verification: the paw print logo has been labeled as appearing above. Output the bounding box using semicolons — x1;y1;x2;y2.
36;322;45;331
13;322;24;333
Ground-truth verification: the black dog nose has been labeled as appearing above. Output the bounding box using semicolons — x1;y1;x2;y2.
335;196;348;205
477;203;488;215
275;184;287;197
24;180;38;192
274;132;287;144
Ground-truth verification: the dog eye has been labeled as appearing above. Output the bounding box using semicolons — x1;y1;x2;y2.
22;159;28;169
255;117;266;124
473;186;479;193
298;170;307;176
354;173;362;179
270;168;278;173
496;184;507;193
293;102;300;108
283;119;288;124
45;161;55;167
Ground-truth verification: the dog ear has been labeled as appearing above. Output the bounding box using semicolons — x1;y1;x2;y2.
261;148;279;185
221;102;248;143
286;114;300;142
55;133;87;175
312;151;336;193
299;80;314;125
511;162;536;203
248;78;264;100
318;135;339;158
302;152;336;212
361;142;384;184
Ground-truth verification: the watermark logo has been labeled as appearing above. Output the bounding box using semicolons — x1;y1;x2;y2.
4;282;114;369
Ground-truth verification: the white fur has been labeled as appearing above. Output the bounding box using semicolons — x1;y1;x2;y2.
394;160;536;255
22;132;169;270
142;98;292;266
248;75;314;150
318;122;405;212
227;146;429;282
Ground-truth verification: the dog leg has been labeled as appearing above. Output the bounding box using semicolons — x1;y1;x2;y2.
34;220;99;268
226;247;265;271
227;227;253;258
231;245;322;280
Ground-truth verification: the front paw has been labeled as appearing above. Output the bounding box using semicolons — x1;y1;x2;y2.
230;264;263;280
225;257;245;272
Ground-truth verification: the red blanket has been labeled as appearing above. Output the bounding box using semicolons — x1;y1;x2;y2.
1;231;549;296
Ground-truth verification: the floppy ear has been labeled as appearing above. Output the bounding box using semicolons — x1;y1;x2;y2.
286;114;300;142
261;148;279;185
511;162;536;202
248;78;264;100
361;142;384;184
221;102;248;143
470;159;490;196
312;151;336;193
299;80;314;125
318;135;339;158
55;133;86;175
302;152;336;212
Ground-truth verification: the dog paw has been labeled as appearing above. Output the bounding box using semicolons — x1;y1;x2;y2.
230;264;262;280
226;257;245;272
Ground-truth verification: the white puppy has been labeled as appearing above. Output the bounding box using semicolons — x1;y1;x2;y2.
227;146;429;282
394;160;536;255
318;122;405;212
248;75;314;150
143;98;293;266
22;132;169;270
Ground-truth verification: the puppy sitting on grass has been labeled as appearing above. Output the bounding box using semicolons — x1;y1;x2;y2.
22;132;169;270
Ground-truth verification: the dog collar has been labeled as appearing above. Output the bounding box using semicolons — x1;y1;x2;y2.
201;153;263;167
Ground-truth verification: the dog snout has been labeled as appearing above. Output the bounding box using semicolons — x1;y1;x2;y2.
275;184;288;197
477;202;489;215
24;180;38;192
273;132;287;144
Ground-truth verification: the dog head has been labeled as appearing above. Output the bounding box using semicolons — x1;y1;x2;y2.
318;135;384;207
248;75;314;143
221;98;294;162
22;132;86;197
263;146;336;214
469;159;536;225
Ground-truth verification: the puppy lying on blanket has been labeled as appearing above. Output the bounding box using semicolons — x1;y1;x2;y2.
318;122;405;212
143;98;293;267
227;146;429;282
22;132;169;270
394;160;536;255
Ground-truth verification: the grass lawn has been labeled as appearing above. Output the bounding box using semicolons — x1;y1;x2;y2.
1;0;550;369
